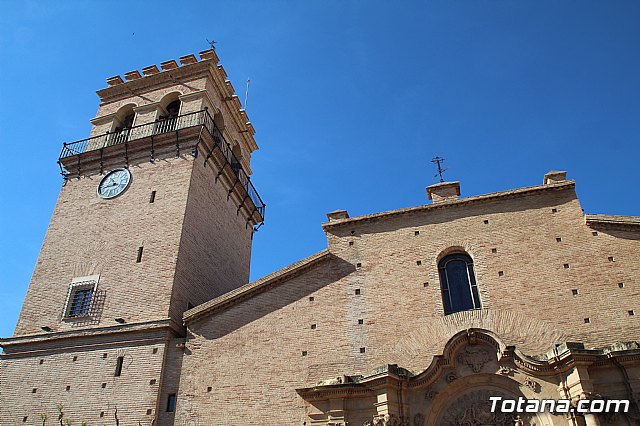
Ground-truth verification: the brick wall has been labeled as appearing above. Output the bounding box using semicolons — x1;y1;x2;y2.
14;157;195;336
0;334;170;425
169;151;253;321
175;183;640;424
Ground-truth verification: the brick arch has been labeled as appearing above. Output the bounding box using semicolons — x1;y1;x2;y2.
155;88;184;103
158;91;183;112
379;310;569;373
110;103;137;132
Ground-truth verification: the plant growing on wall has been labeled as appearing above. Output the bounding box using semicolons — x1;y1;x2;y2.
57;404;65;426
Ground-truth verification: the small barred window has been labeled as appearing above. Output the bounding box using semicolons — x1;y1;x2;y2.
63;276;98;318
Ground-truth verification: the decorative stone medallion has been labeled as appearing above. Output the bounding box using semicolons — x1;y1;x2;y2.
458;345;492;373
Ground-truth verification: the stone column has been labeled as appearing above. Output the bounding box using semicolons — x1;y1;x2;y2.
565;366;601;426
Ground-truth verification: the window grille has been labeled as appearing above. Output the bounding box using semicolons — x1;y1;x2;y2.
68;288;92;317
63;276;99;319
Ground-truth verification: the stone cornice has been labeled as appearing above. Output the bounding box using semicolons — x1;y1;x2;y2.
184;250;332;324
322;181;576;231
0;318;183;350
585;214;640;229
89;112;117;126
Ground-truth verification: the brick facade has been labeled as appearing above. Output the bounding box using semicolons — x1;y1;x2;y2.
177;179;640;425
1;51;639;426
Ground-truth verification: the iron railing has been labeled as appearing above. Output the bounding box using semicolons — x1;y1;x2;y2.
59;109;265;218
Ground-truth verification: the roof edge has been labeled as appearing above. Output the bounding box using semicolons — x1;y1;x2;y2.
585;214;640;228
323;181;576;230
184;249;332;324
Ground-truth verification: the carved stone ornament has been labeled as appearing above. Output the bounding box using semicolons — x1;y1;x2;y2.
458;345;491;373
424;390;438;400
440;389;538;426
498;366;515;375
523;377;539;393
317;376;347;386
446;372;457;383
370;414;401;426
413;413;425;426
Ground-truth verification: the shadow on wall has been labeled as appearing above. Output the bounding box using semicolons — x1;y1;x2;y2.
188;254;355;339
588;225;640;241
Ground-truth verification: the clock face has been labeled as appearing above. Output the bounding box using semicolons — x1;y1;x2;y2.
98;168;131;199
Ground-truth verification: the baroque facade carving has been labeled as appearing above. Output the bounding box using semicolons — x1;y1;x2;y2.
413;413;425;426
498;366;515;375
439;390;538;426
523;376;539;393
458;345;491;373
366;414;402;426
424;390;438;400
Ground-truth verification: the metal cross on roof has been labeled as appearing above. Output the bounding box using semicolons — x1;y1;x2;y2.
431;156;448;183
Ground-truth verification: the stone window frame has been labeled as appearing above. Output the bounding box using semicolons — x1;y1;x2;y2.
62;274;100;319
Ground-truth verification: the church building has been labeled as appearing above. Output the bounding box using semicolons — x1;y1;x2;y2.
1;50;639;426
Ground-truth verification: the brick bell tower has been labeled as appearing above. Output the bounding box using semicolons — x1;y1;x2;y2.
0;50;264;425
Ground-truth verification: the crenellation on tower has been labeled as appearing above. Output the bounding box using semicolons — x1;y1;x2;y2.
160;59;179;71
179;54;198;65
141;64;160;76
123;70;142;81
105;75;124;86
90;50;256;176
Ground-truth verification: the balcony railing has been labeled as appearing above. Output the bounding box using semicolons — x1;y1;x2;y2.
59;109;266;219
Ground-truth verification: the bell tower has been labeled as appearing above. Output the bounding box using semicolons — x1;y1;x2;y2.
0;49;264;425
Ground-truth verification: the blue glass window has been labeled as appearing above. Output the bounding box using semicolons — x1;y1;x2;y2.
439;253;481;314
167;394;177;412
68;287;93;317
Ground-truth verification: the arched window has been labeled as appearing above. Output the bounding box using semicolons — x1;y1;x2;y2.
213;111;225;131
108;104;136;146
116;112;134;131
231;142;242;173
113;104;136;132
165;100;181;119
439;253;481;315
154;95;182;134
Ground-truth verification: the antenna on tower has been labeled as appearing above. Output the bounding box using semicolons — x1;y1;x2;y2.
431;156;448;183
206;38;217;50
244;79;251;112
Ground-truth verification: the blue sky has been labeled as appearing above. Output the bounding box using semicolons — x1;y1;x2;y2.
1;1;639;338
